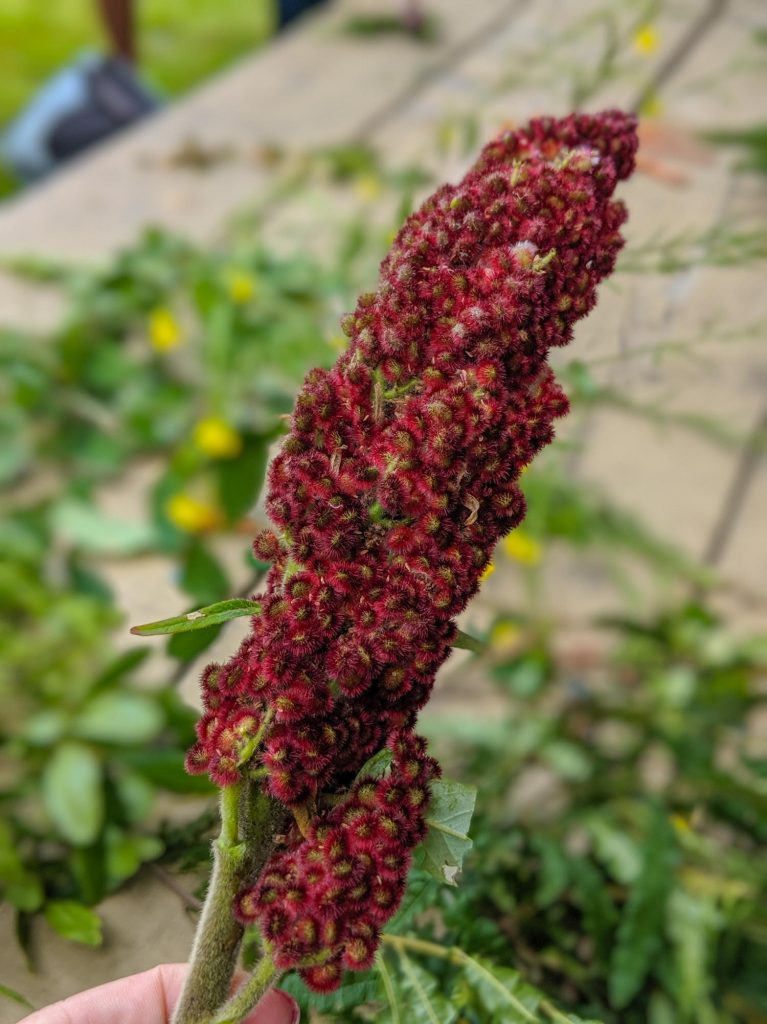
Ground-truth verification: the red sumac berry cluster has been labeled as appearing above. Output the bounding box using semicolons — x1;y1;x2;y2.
186;110;637;990
236;731;438;990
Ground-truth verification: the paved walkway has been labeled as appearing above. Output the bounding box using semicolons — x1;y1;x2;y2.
1;0;765;1014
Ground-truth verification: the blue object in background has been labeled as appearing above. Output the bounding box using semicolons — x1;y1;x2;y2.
278;0;329;28
1;52;158;183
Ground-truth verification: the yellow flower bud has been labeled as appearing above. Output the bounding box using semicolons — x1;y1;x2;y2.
227;270;257;305
502;530;541;566
149;308;182;351
354;174;383;203
633;25;659;56
490;620;521;652
193;416;242;459
165;493;222;533
480;561;496;582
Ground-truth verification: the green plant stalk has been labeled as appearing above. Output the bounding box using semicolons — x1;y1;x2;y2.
172;782;285;1024
210;954;281;1024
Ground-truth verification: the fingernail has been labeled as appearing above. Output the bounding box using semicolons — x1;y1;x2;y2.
276;989;301;1024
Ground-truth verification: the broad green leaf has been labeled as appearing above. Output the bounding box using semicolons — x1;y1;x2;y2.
42;742;104;846
0;982;32;1010
44;900;103;946
167;619;225;662
73;692;164;746
419;779;476;885
51;498;158;555
609;811;678;1008
130;598;260;636
217;434;269;522
178;541;230;605
92;648;151;691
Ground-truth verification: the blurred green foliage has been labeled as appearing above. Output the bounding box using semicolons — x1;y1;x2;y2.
0;219;368;966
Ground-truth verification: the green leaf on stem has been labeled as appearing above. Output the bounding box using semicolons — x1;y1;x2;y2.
130;598;260;637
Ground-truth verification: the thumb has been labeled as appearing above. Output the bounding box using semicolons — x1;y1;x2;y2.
241;987;300;1024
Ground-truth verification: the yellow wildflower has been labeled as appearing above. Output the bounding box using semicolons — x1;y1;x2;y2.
633;24;660;56
480;561;496;582
354;174;383;203
502;530;541;566
227;270;257;305
149;308;182;351
166;493;222;533
490;620;521;652
193;416;242;459
671;813;691;834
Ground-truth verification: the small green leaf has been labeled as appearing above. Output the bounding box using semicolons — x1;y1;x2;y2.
356;747;394;780
130;598;260;636
44;900;103;946
42;742;104;846
452;630;486;654
419;779;477;885
73;692;164;745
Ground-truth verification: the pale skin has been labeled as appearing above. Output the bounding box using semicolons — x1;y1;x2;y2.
19;964;299;1024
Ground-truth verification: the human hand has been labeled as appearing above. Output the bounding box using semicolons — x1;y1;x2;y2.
19;963;299;1024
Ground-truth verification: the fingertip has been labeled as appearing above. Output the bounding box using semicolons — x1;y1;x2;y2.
244;987;300;1024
